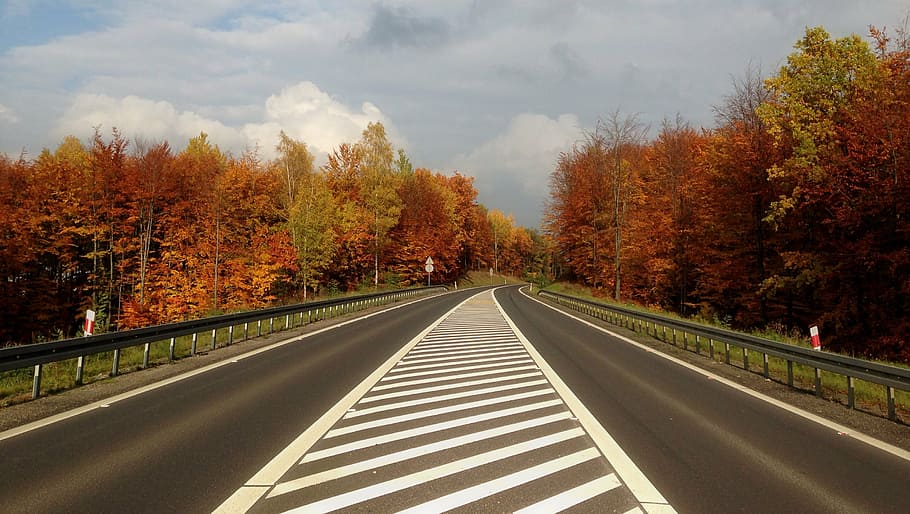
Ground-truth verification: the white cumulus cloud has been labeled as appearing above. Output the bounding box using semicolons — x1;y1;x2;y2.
242;81;406;159
54;94;245;149
52;82;403;160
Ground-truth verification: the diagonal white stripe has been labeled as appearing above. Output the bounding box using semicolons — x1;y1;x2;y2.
513;474;623;513
301;399;564;463
370;365;540;391
268;412;574;497
345;379;549;418
283;430;588;513
360;371;543;403
326;388;555;437
397;448;602;514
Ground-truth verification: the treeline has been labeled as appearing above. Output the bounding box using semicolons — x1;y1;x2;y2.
0;122;549;344
546;26;910;362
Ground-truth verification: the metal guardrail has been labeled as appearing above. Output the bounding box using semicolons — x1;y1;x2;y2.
1;286;447;399
537;289;910;421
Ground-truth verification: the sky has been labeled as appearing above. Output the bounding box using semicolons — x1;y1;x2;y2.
1;1;908;228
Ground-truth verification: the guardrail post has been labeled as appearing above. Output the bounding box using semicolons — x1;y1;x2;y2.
695;334;701;355
672;329;677;346
814;368;822;397
682;332;688;350
763;353;769;378
111;349;120;377
211;328;217;350
708;338;714;359
169;337;176;360
847;376;855;409
269;317;274;333
887;386;896;420
743;348;749;370
75;356;84;385
724;343;731;364
143;343;151;368
192;333;198;355
32;364;42;399
787;360;794;386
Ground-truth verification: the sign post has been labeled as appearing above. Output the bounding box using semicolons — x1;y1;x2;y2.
425;257;434;286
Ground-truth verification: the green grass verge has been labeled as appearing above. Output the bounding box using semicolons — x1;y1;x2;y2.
541;281;910;421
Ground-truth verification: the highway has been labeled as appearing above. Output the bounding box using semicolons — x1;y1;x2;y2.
1;285;908;513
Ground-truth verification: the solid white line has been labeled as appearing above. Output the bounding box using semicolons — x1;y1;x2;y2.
268;411;574;497
0;292;447;445
301;399;564;463
523;288;910;464
212;290;484;513
391;352;530;371
345;379;549;418
379;359;534;381
284;429;587;513
513;474;623;513
396;447;602;514
369;364;540;391
360;371;543;403
493;290;675;511
326;388;555;437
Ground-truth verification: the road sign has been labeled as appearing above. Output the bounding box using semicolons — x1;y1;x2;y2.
425;256;434;273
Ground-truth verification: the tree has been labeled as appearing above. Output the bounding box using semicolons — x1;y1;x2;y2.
289;170;336;299
357;122;403;288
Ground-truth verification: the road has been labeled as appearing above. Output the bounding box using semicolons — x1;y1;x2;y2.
1;285;908;513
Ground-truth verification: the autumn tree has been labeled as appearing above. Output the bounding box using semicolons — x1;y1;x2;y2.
358;122;403;288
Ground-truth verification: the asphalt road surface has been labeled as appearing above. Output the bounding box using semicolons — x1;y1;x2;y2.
1;285;908;513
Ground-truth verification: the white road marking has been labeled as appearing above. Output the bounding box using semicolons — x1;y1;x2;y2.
344;378;549;418
300;399;564;463
378;358;535;381
282;429;586;513
514;474;624;514
522;287;910;464
397;448;603;514
267;412;573;496
359;371;543;403
0;291;446;444
494;290;676;510
401;347;525;363
368;364;540;391
324;388;556;438
212;290;483;513
391;352;531;371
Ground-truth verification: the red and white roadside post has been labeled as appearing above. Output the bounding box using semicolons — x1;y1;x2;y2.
83;309;96;336
76;309;95;385
809;325;821;350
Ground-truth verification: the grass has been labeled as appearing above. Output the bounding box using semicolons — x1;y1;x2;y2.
0;291;403;407
541;281;910;422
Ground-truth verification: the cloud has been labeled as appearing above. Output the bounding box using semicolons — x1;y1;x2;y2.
52;81;403;161
451;113;582;227
54;93;245;149
351;4;451;50
0;104;19;123
242;81;406;159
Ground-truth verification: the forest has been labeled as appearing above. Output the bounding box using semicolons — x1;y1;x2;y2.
545;26;910;363
0;122;549;345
